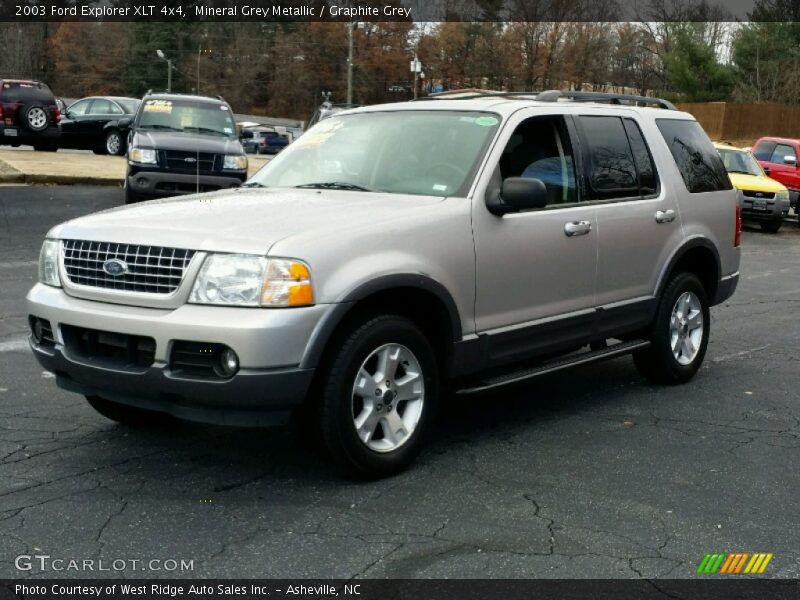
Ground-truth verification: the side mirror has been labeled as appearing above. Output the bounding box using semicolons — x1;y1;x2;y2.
487;177;548;215
117;117;132;129
241;130;254;139
784;155;797;166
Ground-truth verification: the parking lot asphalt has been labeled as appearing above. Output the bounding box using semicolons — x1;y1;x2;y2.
0;185;798;580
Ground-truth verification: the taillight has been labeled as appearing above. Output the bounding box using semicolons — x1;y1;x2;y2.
0;104;4;120
734;204;742;247
54;107;61;124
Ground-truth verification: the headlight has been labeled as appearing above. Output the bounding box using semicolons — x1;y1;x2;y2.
189;255;313;307
129;147;157;164
776;190;790;202
223;154;247;170
38;239;61;287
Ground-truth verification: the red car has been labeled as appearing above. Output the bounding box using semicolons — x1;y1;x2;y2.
752;136;800;213
0;79;61;151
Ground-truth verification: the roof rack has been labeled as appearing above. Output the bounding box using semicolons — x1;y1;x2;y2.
534;90;676;110
415;88;676;110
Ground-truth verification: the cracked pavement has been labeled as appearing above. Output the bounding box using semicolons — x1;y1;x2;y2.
0;185;798;579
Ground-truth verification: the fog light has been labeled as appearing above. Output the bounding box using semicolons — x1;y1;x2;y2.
138;178;149;188
31;318;43;344
217;347;239;378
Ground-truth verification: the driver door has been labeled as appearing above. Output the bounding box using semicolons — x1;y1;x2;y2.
472;111;598;366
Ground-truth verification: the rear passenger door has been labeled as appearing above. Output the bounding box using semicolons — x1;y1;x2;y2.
576;113;682;334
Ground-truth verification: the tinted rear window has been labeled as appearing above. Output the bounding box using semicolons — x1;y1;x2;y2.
0;82;55;104
656;119;732;193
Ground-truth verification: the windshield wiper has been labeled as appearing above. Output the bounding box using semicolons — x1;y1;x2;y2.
295;182;376;192
183;126;229;137
141;124;182;131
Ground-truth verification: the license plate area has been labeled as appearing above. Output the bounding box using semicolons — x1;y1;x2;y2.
753;199;768;211
3;128;17;137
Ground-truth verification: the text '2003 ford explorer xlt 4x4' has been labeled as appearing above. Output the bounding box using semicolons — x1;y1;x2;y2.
27;91;740;478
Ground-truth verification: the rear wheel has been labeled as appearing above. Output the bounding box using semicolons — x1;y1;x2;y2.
105;129;124;155
85;395;165;426
761;220;782;233
634;272;710;385
316;314;439;478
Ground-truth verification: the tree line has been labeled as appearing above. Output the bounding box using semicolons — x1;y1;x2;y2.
1;0;797;121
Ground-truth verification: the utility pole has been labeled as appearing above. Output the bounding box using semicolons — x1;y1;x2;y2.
411;54;422;99
156;49;173;93
346;21;355;104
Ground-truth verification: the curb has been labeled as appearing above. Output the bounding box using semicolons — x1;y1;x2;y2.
0;173;123;186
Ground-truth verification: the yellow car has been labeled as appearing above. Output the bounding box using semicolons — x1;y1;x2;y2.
715;142;790;233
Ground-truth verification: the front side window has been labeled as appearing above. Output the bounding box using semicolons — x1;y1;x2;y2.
656;119;732;193
137;99;237;138
498;116;577;205
67;99;91;116
249;110;501;197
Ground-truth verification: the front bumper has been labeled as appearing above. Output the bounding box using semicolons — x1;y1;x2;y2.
26;284;334;424
740;196;790;222
127;169;245;197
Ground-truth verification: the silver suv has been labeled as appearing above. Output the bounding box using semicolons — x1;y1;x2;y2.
27;91;741;478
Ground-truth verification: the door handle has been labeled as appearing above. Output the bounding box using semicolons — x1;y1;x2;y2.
564;220;592;237
655;209;676;223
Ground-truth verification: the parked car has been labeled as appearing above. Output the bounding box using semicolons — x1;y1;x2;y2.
0;79;61;151
120;93;248;204
752;136;800;215
245;129;290;154
715;142;790;233
27;91;740;477
59;96;139;155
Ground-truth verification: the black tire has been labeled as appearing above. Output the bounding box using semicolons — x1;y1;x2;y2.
760;220;782;233
32;142;58;152
633;272;710;385
85;395;165;426
105;129;124;156
124;184;144;204
21;104;49;132
316;314;439;478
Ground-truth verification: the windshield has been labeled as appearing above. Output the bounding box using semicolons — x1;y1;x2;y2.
249;110;501;197
718;148;764;177
137;98;236;137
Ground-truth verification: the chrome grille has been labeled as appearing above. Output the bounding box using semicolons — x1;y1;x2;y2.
162;150;217;173
62;240;196;294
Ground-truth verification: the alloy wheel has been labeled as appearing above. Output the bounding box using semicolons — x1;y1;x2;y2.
669;291;704;365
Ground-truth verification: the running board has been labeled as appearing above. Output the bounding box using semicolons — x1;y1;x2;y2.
457;339;651;395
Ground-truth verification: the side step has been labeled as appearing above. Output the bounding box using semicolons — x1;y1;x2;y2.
457;339;651;395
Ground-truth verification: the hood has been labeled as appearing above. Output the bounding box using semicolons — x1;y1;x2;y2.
132;130;243;154
729;172;787;194
49;188;444;255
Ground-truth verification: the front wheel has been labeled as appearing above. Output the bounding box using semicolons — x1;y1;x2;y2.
316;314;439;478
86;395;166;426
634;272;710;385
124;183;144;204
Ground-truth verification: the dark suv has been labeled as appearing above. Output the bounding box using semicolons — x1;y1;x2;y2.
0;79;61;151
121;93;248;204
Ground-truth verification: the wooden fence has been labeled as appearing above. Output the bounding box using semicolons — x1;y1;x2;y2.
677;102;800;143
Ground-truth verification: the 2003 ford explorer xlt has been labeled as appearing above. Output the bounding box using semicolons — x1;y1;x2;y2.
27;90;740;478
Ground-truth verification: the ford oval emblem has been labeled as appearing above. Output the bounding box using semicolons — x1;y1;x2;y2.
103;258;128;277
184;157;197;164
